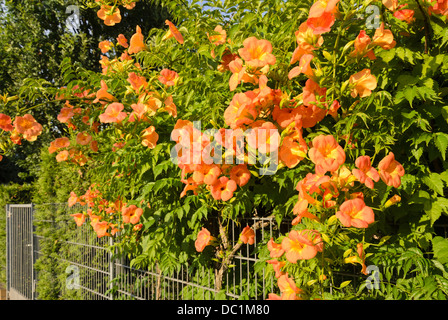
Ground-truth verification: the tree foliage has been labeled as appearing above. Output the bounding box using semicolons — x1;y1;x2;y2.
0;0;169;182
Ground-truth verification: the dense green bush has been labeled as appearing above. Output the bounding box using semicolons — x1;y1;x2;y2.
31;146;90;299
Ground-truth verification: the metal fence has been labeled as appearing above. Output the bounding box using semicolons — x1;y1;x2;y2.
110;216;286;300
6;203;288;300
10;203;446;300
5;204;35;300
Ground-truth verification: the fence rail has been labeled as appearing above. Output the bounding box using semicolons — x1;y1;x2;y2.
6;203;286;300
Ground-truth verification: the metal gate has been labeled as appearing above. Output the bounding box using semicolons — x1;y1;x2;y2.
5;204;35;300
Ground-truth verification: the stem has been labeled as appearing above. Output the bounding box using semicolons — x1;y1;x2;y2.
415;0;432;54
214;217;273;292
218;216;229;251
110;0;119;14
332;31;342;79
155;261;162;300
19;96;96;114
332;15;348;104
320;247;325;300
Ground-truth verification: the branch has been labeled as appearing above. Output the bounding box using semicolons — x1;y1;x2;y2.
415;0;433;54
214;217;274;291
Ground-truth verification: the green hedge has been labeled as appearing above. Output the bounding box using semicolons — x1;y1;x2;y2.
31;148;89;299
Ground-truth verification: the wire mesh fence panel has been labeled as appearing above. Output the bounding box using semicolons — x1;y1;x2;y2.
9;203;293;300
108;215;293;300
10;203;303;300
6;204;35;300
8;202;448;300
33;203;112;300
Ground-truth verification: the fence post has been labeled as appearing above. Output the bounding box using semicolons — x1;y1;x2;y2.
109;237;114;300
30;203;35;300
5;204;9;300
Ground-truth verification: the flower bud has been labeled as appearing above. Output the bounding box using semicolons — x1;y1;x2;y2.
384;195;401;208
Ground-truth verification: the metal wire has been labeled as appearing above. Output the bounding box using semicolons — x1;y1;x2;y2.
6;204;34;300
6;203;294;300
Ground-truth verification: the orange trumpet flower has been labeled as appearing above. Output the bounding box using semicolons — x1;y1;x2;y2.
336;198;375;228
162;20;184;44
238;37;276;69
141;126;159;149
378;152;405;188
349;69;377;98
128;25;147;54
0;113;13;131
97;5;121;26
308;135;346;173
281;229;323;263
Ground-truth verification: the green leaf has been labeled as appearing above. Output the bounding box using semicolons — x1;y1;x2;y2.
432;260;448;278
440;170;448;184
395;46;418;64
441;106;448;124
434;133;448;161
422;173;445;196
411;147;424;163
416;85;439;102
414;132;433;146
130;253;149;269
397;75;418;86
214;290;228;300
164;211;173;222
153;159;171;179
403;86;415;106
379;48;395;63
138;161;152;181
144;216;156;229
425;200;443;226
423;276;438;296
153;179;167;193
424;197;448;226
432;236;448;264
436;197;448;214
421;54;444;77
197;44;212;59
